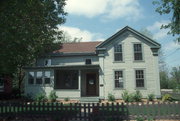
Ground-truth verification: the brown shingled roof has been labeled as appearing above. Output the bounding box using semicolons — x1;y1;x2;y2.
54;41;102;53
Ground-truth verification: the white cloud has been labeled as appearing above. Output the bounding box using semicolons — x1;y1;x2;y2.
147;20;170;40
59;26;104;42
65;0;143;20
65;0;108;18
164;41;180;51
105;0;143;21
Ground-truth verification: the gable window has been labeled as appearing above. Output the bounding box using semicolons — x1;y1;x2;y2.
56;70;78;89
134;44;143;61
85;59;92;65
135;70;144;88
114;71;124;88
44;59;51;66
44;71;51;84
28;72;34;84
36;71;43;84
114;44;123;61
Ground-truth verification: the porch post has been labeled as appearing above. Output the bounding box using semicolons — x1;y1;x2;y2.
78;70;81;91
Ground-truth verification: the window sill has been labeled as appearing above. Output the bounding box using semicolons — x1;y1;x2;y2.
113;61;125;63
54;89;80;91
135;87;147;90
133;60;145;63
113;88;125;90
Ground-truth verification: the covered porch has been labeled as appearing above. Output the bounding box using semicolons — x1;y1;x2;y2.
54;65;100;98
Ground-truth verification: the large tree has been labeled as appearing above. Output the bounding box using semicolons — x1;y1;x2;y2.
153;0;180;42
0;0;67;89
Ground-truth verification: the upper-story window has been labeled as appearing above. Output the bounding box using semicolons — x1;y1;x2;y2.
85;59;92;65
44;59;51;66
114;44;123;61
134;44;143;61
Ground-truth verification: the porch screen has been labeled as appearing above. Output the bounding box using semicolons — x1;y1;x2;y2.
56;70;78;89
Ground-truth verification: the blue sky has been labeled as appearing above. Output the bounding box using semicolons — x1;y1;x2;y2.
59;0;180;69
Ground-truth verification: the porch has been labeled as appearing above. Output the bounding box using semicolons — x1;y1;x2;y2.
54;65;100;98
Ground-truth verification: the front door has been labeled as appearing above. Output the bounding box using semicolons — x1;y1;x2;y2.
86;73;96;96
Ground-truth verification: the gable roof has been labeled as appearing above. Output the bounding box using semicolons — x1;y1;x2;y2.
53;41;102;54
96;26;161;48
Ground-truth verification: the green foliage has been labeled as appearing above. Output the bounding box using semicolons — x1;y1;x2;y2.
35;93;47;102
64;97;69;102
162;94;173;102
171;67;180;85
108;93;115;102
160;71;169;89
121;90;134;102
147;94;155;101
0;0;67;89
133;91;142;102
136;117;144;121
173;84;180;93
49;91;58;102
153;0;180;41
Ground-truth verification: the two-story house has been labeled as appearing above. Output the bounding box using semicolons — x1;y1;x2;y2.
24;26;161;100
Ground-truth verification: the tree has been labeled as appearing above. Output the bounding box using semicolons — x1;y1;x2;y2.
171;66;180;85
0;0;67;90
153;0;180;42
60;31;82;43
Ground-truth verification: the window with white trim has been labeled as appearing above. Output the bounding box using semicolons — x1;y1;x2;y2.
135;70;144;88
36;71;43;84
114;71;124;88
44;71;51;84
28;72;34;84
134;44;143;61
114;44;123;61
44;59;51;66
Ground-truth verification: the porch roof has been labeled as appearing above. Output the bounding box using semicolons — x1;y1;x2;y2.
24;64;99;70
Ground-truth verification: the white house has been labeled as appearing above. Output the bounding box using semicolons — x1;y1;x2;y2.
24;26;161;100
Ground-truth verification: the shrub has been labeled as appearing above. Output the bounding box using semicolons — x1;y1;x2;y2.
136;117;144;121
133;91;142;102
122;90;134;102
64;97;69;102
35;93;47;102
147;93;155;101
49;91;58;102
162;94;173;102
108;93;115;102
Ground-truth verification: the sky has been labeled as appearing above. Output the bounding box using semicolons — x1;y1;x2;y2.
59;0;180;69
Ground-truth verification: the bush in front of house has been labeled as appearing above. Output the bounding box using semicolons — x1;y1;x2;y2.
64;97;69;102
147;93;155;101
162;94;173;102
49;91;58;102
108;93;115;102
133;90;142;102
122;90;134;102
35;93;47;102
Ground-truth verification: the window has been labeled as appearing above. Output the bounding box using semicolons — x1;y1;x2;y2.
134;44;143;61
135;70;144;88
44;59;51;66
114;44;123;61
36;71;43;84
85;59;91;65
56;70;78;89
44;71;51;84
114;71;124;88
28;72;34;84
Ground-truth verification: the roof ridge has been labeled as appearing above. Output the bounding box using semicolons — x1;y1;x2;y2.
62;41;102;44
